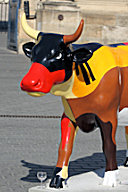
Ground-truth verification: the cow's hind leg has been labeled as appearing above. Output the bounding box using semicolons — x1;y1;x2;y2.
49;113;77;188
124;126;128;166
96;116;119;186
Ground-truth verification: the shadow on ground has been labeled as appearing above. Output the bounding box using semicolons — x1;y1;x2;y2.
21;150;126;183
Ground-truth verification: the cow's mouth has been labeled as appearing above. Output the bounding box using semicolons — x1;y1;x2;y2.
20;78;52;93
27;92;46;97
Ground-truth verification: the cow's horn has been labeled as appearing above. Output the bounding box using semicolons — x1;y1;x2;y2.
21;13;40;40
63;19;84;44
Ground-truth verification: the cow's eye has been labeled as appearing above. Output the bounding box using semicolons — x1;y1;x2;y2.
51;49;55;55
56;53;62;59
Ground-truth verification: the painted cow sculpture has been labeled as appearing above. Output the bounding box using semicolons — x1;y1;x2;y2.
20;13;128;188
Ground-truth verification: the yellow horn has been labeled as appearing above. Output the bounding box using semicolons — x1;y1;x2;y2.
21;13;40;40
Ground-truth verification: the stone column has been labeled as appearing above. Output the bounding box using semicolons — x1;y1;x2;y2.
36;0;81;41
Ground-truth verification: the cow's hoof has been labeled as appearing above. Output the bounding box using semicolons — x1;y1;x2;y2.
49;175;64;188
103;169;119;187
49;167;65;188
124;157;128;167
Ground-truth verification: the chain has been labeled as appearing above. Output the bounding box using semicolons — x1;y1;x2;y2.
0;115;61;119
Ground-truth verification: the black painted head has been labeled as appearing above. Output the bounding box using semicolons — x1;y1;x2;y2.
21;17;93;94
23;32;73;82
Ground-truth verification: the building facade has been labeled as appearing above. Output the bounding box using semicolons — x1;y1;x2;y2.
16;0;128;52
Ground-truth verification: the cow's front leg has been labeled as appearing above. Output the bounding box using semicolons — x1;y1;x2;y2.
50;113;76;188
124;126;128;166
98;117;118;187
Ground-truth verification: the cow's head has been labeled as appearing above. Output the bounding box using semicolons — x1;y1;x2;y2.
20;13;90;96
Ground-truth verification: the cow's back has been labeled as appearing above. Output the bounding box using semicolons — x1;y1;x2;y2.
72;45;120;98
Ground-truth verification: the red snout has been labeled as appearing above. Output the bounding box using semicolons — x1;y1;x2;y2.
20;62;65;93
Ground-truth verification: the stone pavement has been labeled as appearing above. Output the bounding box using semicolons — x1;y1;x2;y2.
0;33;127;192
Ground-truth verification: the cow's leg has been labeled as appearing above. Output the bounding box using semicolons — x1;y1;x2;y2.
50;113;77;188
97;116;119;186
124;126;128;166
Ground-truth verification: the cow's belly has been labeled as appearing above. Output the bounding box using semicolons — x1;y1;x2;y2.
118;108;128;126
76;108;128;132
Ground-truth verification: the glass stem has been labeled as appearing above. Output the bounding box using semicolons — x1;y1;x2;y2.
41;180;43;188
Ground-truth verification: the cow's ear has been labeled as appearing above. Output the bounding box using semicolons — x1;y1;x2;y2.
72;48;92;63
22;42;35;58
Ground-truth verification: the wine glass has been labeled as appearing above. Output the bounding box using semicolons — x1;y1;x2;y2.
37;171;47;189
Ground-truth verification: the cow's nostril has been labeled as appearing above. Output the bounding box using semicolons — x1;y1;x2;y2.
21;78;41;89
31;80;41;87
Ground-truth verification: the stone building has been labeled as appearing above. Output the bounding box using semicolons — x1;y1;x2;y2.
16;0;128;52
